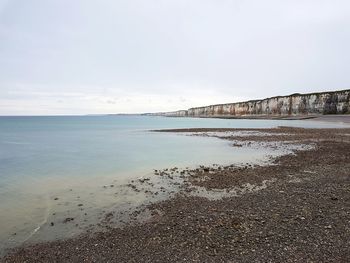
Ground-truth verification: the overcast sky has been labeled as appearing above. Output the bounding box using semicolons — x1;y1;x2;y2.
0;0;349;115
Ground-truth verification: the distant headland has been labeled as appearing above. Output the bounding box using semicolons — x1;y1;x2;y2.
145;89;350;118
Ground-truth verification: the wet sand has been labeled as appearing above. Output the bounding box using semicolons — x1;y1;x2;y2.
309;114;350;124
2;127;350;262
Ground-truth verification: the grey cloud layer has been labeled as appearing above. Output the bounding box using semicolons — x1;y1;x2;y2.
0;0;349;114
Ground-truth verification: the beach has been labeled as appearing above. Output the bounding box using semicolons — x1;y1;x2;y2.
2;125;350;262
2;0;350;261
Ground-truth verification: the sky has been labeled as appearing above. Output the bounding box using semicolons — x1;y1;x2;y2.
0;0;350;115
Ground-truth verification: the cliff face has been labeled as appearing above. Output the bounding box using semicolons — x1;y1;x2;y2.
145;110;188;117
159;90;349;118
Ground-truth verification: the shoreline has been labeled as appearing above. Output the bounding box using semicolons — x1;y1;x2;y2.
162;114;350;123
2;127;350;262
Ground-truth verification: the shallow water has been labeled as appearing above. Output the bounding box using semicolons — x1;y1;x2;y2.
0;115;347;254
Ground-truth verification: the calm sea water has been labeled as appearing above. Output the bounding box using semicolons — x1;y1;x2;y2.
0;115;347;254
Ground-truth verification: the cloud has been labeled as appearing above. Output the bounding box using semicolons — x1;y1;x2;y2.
0;0;349;115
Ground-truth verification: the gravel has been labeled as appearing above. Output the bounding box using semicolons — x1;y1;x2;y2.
2;127;350;263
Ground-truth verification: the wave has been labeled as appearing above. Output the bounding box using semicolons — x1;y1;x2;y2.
22;193;51;243
1;141;31;145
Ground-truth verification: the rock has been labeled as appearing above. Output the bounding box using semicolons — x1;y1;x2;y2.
139;178;150;183
63;217;75;223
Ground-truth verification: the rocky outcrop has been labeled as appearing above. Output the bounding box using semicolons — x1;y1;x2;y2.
152;90;350;118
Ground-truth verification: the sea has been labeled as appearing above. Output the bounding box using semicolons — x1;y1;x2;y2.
0;115;347;254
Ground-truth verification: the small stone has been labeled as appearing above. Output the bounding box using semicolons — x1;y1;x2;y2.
63;217;74;223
